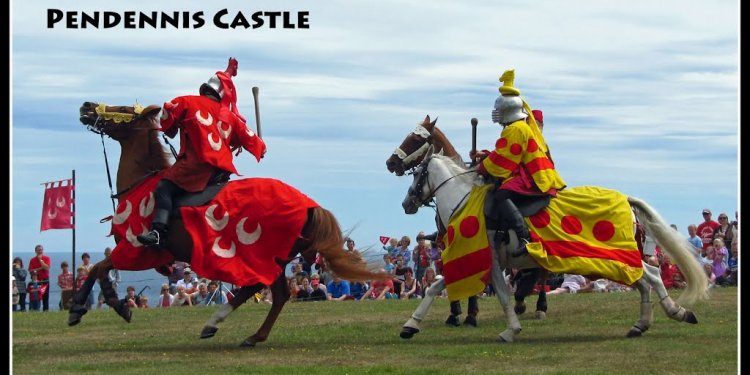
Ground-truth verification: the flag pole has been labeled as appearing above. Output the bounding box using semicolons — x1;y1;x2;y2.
71;170;77;296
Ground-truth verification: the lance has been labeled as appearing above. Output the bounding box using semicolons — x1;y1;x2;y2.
252;86;262;139
470;118;478;167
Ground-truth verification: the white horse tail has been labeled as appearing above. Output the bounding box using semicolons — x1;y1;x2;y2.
628;196;709;305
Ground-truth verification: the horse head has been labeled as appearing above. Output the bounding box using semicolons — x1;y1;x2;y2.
402;145;436;214
386;114;438;176
79;101;161;141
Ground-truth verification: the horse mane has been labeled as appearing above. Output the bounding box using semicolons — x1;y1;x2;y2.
430;126;464;166
307;207;390;282
431;154;478;186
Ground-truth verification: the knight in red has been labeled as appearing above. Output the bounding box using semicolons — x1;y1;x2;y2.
471;70;566;255
138;57;267;247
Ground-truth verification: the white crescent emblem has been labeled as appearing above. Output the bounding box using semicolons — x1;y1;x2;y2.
246;128;256;138
205;204;229;231
212;237;236;258
218;121;232;139
160;109;169;121
237;218;262;245
126;225;147;248
196;110;214;126
139;193;155;217
47;209;58;219
56;196;66;208
113;201;132;225
208;132;222;151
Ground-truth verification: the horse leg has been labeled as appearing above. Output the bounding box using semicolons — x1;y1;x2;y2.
446;300;462;327
240;275;290;347
68;259;113;326
642;262;698;325
201;283;263;339
535;269;548;320
627;274;654;337
463;295;479;327
492;255;521;343
513;268;540;315
401;276;445;339
98;270;131;323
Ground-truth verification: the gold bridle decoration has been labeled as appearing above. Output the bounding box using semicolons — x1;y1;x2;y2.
95;103;143;123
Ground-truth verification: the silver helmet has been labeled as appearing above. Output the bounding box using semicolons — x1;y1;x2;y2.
199;74;224;99
491;94;527;125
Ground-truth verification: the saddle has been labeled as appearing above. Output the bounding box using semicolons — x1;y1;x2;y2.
483;193;550;232
170;171;230;219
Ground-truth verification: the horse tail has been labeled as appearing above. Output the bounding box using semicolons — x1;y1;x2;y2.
628;196;709;305
308;207;390;282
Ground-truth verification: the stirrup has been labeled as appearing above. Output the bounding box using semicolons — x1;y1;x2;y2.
136;230;162;247
510;239;530;257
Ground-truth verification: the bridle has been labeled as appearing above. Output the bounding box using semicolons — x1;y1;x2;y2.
85;103;177;212
393;124;433;173
408;155;475;211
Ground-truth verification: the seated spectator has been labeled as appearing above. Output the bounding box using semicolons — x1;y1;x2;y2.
138;295;150;309
310;273;327;294
399;267;420;300
157;283;174;308
383;237;399;258
360;274;396;300
547;274;594;295
288;278;300;302
296;277;314;301
292;262;309;285
710;238;729;286
120;285;141;308
326;275;351;301
175;268;198;294
724;241;738;286
206;280;228;305
171;285;193;306
191;283;210;305
317;262;334;287
703;263;717;288
308;279;327;301
349;280;368;301
383;255;395;275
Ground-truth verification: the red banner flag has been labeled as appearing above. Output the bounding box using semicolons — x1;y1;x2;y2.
379;236;390;245
40;180;74;231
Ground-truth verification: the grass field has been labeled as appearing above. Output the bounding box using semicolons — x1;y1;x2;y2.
12;287;738;375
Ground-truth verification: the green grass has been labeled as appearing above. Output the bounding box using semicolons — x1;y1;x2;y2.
12;287;738;375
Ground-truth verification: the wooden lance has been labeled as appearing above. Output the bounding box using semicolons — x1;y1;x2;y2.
252;86;262;139
470;118;478;167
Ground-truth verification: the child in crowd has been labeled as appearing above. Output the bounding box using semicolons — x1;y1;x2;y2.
26;272;48;311
383;237;399;258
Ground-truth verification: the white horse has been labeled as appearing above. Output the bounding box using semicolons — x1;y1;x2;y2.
399;151;708;342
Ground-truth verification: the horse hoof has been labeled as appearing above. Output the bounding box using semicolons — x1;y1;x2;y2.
683;311;698;324
626;328;643;338
400;327;420;339
463;315;477;327
239;339;257;348
514;302;527;315
445;315;461;327
114;301;132;323
67;304;88;326
535;311;547;320
200;326;218;339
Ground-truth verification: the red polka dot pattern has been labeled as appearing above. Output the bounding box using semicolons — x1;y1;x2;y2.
593;220;616;242
527;139;538;153
496;138;508;149
530;210;551;229
460;216;480;238
510;143;522;155
561;215;582;235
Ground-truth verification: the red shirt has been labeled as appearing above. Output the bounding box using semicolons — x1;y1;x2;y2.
696;221;720;250
28;255;51;281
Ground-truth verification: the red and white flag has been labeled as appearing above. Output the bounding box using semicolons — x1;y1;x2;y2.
379;236;390;245
40;180;74;231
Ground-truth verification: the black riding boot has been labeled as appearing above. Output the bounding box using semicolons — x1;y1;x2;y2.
137;209;169;248
499;199;532;257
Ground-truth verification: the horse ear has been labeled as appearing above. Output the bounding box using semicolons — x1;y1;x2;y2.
430;116;438;126
142;105;161;118
424;115;431;124
424;145;435;159
436;148;445;156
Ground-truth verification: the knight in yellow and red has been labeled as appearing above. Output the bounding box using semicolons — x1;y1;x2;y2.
473;69;566;254
138;58;267;247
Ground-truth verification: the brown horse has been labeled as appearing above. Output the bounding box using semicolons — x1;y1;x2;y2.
76;101;388;347
385;115;550;329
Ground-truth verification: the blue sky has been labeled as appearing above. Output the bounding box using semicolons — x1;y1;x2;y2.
11;1;738;263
